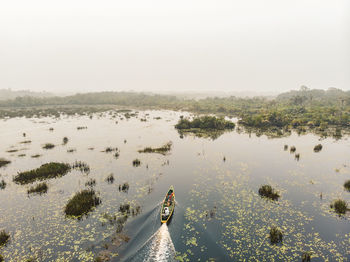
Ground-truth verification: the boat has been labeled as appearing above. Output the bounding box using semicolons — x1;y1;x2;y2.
160;185;175;223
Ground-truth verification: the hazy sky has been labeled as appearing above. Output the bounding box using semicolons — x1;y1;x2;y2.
0;0;349;93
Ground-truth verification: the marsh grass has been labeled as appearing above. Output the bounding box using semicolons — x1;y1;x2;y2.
138;142;172;155
344;180;350;191
106;174;114;184
64;189;101;218
31;154;41;158
314;144;323;152
62;137;69;145
258;185;280;200
0;230;10;246
42;143;55;150
85;178;96;187
103;147;118;153
290;146;296;153
295;153;300;161
0;158;11;168
13;162;71;184
72;161;90;174
20;140;31;144
77;126;87;130
132;159;141;167
0;180;6;190
118;183;129;193
269;226;283;244
302;252;312;262
27;182;48;195
6;149;18;153
119;203;130;214
18;154;26;157
67;148;76;153
330;199;348;215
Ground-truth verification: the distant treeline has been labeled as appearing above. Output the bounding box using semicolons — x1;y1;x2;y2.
0;87;350;132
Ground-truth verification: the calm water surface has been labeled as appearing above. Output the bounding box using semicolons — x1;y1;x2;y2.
0;110;349;261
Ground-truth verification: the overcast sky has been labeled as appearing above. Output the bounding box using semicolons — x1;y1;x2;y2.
0;0;349;93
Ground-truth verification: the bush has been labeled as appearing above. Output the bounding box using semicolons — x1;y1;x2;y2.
42;143;55;150
344;180;350;191
132;159;141;167
62;137;69;145
258;185;280;200
290;146;296;153
314;144;322;152
0;158;11;168
330;199;348;215
27;182;48;195
138;142;172;155
65;189;101;218
0;230;10;246
175;116;235;130
13;162;71;184
0;180;6;190
269;226;283;244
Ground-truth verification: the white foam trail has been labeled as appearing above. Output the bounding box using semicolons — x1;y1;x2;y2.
144;224;176;262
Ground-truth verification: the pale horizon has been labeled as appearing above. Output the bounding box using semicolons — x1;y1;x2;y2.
1;0;349;93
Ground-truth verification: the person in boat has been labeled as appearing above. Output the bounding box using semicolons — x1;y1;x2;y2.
164;207;170;216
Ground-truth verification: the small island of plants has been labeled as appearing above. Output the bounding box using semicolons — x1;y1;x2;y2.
258;185;280;200
13;162;71;185
64;189;101;218
138;142;172;155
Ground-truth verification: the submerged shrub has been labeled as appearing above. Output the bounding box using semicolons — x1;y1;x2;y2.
269;226;283;244
0;180;6;190
31;154;41;158
138;142;172;155
27;182;48;195
62;137;69;145
302;251;311;262
65;189;101;218
119;203;130;214
13;162;71;185
290;146;296;153
85;178;96;187
132;159;141;167
344;180;350;191
42;143;55;150
119;183;129;193
313;144;322;152
295;153;300;160
330;199;348;215
175;116;235;130
258;185;280;200
0;158;11;168
0;230;10;246
72;161;90;174
284;145;288;151
106;174;114;184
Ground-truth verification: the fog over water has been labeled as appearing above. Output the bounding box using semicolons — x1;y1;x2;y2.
0;0;349;93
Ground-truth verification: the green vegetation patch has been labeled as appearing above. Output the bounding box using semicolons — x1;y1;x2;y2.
330;199;348;215
0;180;6;190
42;143;55;150
65;189;101;218
344;180;350;191
0;158;11;168
258;185;280;200
27;182;48;195
138;142;172;155
175;116;235;130
269;226;283;244
13;162;71;185
0;230;10;246
314;144;323;152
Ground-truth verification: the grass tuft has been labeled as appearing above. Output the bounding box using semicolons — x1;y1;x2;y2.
258;185;280;200
269;226;283;244
0;230;10;246
27;182;48;195
330;199;348;215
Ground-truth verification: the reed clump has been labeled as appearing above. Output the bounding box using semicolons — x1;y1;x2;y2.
62;137;69;145
42;143;55;150
344;180;350;191
290;146;296;153
0;230;10;246
65;189;101;218
27;182;48;195
13;162;71;184
118;183;129;193
106;174;114;184
314;144;323;152
269;226;283;244
138;142;172;155
0;180;6;190
258;185;280;200
132;159;141;167
72;161;90;174
0;158;11;168
85;178;96;187
330;199;348;215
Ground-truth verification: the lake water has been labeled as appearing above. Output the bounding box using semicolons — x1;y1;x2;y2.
0;110;349;261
